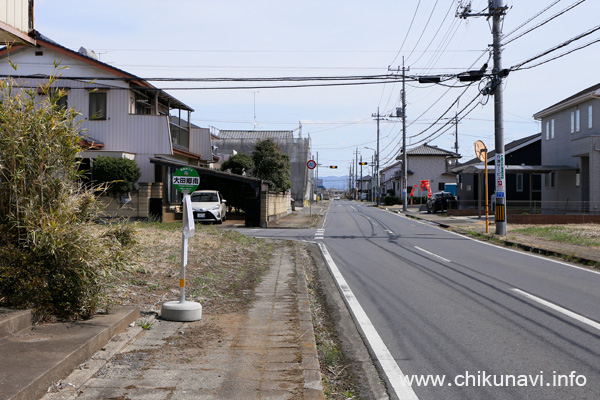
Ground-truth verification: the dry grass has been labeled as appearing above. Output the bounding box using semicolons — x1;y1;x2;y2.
106;222;273;314
510;224;600;247
296;243;357;399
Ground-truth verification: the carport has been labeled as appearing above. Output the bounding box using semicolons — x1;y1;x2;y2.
150;157;269;227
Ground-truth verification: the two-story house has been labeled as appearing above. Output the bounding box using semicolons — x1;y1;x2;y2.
380;144;460;198
452;133;543;213
0;31;212;188
533;83;600;213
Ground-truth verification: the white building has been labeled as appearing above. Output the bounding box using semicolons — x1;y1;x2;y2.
0;31;215;184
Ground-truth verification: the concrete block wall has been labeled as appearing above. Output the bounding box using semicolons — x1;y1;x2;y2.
97;182;152;219
267;191;292;222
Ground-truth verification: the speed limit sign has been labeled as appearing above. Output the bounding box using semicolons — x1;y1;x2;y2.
307;159;317;169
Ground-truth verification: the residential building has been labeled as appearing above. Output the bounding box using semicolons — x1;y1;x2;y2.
380;144;460;198
0;31;212;187
533;83;600;213
452;133;543;212
214;129;312;203
0;0;35;46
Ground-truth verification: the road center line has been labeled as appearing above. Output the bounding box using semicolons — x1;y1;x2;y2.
318;243;419;400
414;246;451;263
511;288;600;331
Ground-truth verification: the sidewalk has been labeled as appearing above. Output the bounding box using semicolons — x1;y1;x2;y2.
1;221;326;400
269;202;327;229
35;244;323;400
3;200;597;400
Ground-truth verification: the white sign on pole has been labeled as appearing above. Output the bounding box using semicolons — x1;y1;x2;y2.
495;153;505;193
181;193;194;270
183;194;195;239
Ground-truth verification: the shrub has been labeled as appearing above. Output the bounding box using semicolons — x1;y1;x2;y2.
384;196;401;205
0;73;135;320
91;156;141;195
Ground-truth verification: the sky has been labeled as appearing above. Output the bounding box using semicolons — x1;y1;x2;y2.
33;0;600;188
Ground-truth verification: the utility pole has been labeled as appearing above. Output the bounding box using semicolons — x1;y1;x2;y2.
401;57;408;212
455;112;459;155
355;148;359;200
388;58;409;211
372;108;383;205
371;154;375;202
315;151;319;203
350;162;353;196
458;0;508;235
359;154;363;201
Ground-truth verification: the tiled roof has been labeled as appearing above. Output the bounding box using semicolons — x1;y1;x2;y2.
217;130;294;140
404;144;460;157
2;31;194;112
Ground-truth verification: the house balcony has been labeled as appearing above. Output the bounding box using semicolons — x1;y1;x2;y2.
169;118;190;151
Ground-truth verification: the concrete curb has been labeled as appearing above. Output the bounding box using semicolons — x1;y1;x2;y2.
0;309;32;338
297;260;326;399
0;306;139;400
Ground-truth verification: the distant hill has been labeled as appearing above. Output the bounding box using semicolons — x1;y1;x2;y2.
319;175;348;189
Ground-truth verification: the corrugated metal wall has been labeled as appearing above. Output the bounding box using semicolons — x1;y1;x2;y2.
0;0;30;32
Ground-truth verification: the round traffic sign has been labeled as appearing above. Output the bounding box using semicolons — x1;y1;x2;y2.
307;159;317;169
173;167;200;193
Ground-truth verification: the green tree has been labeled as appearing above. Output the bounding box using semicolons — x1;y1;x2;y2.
0;73;135;320
252;139;292;192
221;152;254;175
91;156;141;195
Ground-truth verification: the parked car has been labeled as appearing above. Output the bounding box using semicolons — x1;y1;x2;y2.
190;190;227;224
426;191;457;213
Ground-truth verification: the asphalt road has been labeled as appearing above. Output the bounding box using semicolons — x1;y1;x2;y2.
242;201;600;400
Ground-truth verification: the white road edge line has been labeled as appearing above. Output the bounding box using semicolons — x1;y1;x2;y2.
318;243;419;400
414;246;451;263
391;211;600;276
511;288;600;331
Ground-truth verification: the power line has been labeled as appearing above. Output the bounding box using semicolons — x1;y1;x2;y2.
502;0;564;39
404;0;440;64
503;0;587;46
388;0;422;67
511;24;600;70
512;36;600;71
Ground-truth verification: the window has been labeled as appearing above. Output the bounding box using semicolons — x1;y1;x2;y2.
516;173;523;192
545;121;550;140
588;105;593;129
56;93;68;109
545;172;555;188
41;88;68;109
551;119;554;139
576;173;580;188
576;109;580;132
89;92;107;120
134;92;152;115
570;112;575;133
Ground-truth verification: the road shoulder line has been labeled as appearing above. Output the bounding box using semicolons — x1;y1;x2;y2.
318;242;419;400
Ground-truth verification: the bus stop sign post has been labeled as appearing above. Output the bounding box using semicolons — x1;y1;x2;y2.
161;167;202;322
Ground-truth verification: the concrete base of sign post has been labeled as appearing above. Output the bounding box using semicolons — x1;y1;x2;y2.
160;300;202;322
